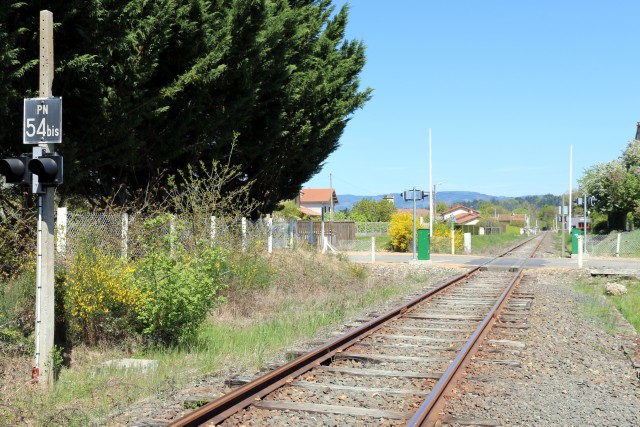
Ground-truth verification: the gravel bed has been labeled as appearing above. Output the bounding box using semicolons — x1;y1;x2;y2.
442;268;640;426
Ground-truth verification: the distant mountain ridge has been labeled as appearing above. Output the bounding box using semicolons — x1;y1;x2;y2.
335;191;505;211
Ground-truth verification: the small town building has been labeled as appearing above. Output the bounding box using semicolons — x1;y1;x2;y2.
297;188;339;217
440;204;481;226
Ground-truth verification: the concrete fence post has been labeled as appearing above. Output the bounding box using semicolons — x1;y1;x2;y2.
121;212;129;259
210;216;216;247
242;217;247;253
56;207;67;257
267;217;273;254
371;236;375;263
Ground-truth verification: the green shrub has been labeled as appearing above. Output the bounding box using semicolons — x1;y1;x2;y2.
134;245;227;346
429;222;464;253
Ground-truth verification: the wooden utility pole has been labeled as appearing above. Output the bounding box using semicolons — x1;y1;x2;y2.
34;10;56;388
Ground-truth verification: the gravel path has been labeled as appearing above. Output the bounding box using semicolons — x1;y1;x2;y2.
442;268;640;427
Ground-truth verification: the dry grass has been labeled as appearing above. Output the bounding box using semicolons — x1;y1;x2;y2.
1;247;460;425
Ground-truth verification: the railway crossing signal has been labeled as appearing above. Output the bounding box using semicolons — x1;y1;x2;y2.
0;154;31;185
1;153;63;187
29;153;63;186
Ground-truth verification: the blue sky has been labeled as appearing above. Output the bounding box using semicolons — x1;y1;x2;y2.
303;0;640;198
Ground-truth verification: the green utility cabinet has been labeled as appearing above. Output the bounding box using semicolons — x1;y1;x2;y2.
418;228;430;260
571;227;582;255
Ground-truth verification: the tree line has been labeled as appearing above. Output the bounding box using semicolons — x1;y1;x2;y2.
580;137;640;230
0;0;371;216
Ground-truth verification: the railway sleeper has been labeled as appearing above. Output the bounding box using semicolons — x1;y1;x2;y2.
252;400;412;421
441;415;503;426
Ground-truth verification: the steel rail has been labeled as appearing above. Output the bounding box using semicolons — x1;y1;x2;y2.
406;268;524;426
407;234;545;426
168;234;545;426
168;269;479;426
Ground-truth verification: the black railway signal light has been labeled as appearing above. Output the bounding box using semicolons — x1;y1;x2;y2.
29;153;63;186
0;154;31;185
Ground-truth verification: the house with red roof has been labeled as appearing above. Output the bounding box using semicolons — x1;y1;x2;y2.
440;204;481;226
296;188;339;217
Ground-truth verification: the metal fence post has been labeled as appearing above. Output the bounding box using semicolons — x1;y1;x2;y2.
616;232;621;257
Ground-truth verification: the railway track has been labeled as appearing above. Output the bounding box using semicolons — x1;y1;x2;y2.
169;234;546;426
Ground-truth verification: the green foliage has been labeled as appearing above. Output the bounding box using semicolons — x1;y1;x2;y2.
350;198;397;222
332;210;348;220
580;138;640;229
0;202;36;281
0;259;36;349
388;212;413;252
134;244;227;346
429;222;464;253
274;200;303;220
0;1;371;216
477;203;508;218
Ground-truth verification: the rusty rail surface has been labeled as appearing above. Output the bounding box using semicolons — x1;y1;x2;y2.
169;234;546;426
407;233;545;427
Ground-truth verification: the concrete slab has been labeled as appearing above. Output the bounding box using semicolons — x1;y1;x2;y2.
101;358;158;373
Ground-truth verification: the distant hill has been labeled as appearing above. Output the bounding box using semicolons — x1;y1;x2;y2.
335;191;505;211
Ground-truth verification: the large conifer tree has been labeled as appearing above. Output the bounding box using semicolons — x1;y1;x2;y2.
0;0;371;214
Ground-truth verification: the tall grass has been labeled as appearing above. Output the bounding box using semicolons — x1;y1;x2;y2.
470;233;529;255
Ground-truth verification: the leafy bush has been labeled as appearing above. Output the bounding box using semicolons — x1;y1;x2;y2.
134;245;227;346
388;212;413;252
351;199;397;222
429;222;464;253
63;249;147;345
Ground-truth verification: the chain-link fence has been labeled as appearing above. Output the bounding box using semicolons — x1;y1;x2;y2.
584;231;640;257
59;211;295;260
53;212;640;260
58;211;354;260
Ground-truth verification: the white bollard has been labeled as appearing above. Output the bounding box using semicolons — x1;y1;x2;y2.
371;236;375;263
577;235;583;268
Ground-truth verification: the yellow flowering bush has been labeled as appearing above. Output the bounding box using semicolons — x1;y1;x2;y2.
388;212;414;252
430;222;464;253
63;249;147;344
